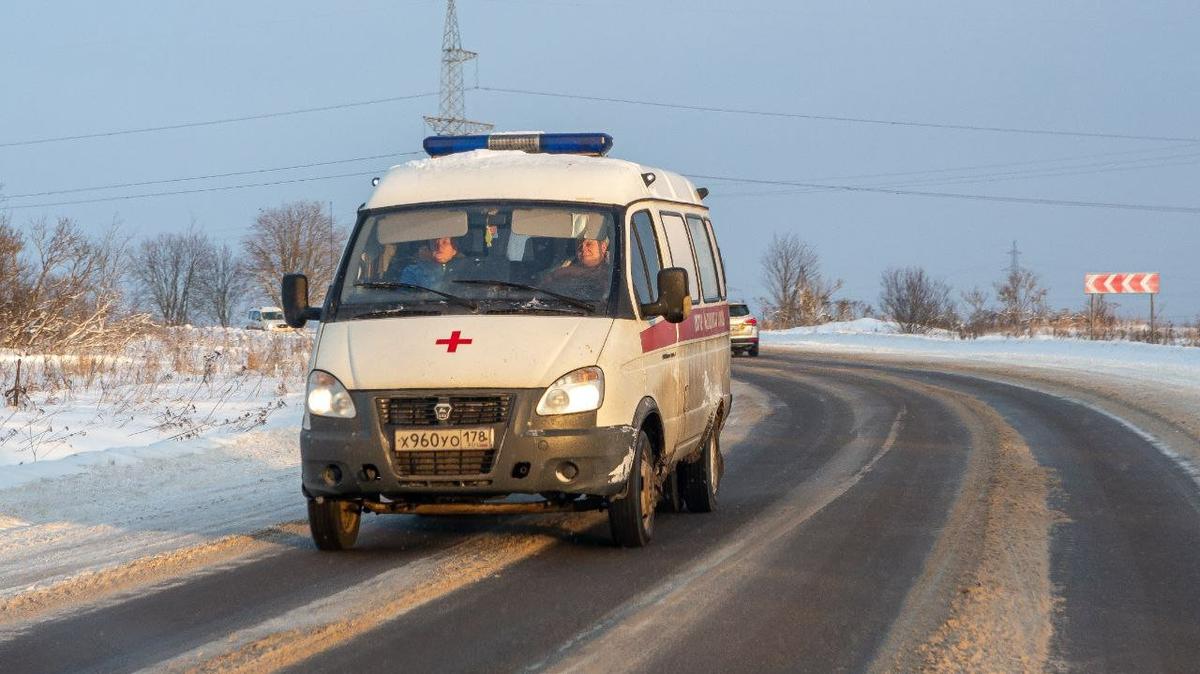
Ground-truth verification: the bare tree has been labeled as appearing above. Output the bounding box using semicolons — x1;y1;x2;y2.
132;227;211;326
0;217;149;352
832;298;873;322
995;268;1048;335
879;267;957;334
0;212;25;316
758;232;842;328
196;242;250;327
242;201;345;306
960;287;998;338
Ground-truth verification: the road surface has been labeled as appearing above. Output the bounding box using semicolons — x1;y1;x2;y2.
2;349;1199;673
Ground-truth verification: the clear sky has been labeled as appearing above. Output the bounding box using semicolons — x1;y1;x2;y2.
2;0;1198;320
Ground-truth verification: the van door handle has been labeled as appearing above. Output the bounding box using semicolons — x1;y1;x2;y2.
661;351;676;360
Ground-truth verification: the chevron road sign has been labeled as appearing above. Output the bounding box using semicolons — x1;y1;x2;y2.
1084;272;1160;295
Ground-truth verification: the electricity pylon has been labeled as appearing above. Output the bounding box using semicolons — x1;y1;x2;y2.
424;0;492;136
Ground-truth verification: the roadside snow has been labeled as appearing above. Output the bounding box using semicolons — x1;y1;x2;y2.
764;320;1200;391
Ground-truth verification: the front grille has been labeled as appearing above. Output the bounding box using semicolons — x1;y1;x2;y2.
377;395;512;427
394;450;497;476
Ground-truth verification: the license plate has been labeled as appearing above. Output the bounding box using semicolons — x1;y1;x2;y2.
394;428;494;451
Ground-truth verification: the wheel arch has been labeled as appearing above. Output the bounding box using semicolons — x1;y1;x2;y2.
631;396;665;462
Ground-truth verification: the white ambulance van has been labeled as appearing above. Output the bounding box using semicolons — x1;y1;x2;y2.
283;132;731;549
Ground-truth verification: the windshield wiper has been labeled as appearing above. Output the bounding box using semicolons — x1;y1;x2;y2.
348;307;444;320
355;281;478;311
452;279;596;313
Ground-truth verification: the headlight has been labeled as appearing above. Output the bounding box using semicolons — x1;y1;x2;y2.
536;367;604;416
306;370;357;418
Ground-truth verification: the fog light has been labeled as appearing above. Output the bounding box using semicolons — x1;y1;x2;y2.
555;461;579;483
321;464;342;486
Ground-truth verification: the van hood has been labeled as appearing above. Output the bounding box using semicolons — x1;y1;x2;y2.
313;315;615;390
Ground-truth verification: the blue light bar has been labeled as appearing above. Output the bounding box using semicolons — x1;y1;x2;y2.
424;132;614;157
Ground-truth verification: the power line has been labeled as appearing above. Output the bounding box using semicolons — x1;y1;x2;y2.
688;173;1200;214
479;86;1200;144
776;143;1200;186
6;151;1199;215
4;169;385;210
3;151;423;199
0;92;437;149
714;146;1200;199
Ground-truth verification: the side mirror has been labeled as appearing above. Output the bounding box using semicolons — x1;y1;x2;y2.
640;267;692;324
282;273;323;328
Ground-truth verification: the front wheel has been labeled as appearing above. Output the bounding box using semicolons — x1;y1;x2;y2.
681;423;723;513
308;498;361;551
608;430;657;547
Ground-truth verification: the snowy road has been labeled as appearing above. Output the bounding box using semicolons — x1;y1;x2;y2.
2;349;1199;672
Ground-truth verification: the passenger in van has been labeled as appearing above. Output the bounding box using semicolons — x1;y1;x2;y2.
540;235;611;296
394;236;466;288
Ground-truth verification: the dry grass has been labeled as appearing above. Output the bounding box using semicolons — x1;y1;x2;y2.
0;327;312;461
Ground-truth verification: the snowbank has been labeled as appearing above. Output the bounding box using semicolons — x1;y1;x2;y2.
763;320;1200;390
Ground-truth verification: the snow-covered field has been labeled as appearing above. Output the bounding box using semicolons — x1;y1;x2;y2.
764;318;1200;391
0;328;309;480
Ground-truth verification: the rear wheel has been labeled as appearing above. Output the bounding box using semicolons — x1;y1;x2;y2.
308;498;361;551
748;343;760;357
657;468;684;513
681;423;723;513
608;431;657;547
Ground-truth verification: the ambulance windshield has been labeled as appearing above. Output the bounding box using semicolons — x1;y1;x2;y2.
335;203;619;318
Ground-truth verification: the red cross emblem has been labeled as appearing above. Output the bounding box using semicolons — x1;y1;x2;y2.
435;330;473;353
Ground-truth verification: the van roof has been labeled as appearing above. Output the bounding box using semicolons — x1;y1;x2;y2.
365;150;706;210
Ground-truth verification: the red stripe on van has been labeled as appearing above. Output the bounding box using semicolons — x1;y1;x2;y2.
678;304;730;342
639;319;677;352
639;304;730;353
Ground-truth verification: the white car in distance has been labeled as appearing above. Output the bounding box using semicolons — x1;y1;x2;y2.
729;303;759;356
247;306;289;331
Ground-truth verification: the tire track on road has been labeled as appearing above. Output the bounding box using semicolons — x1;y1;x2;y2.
869;378;1053;673
0;521;310;637
538;383;906;673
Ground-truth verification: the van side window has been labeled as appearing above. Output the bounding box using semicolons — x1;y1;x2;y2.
629;210;662;306
687;215;721;303
704;218;727;300
660;213;701;303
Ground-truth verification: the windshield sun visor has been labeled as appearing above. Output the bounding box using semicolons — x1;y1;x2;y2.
374;209;469;244
512;209;608;240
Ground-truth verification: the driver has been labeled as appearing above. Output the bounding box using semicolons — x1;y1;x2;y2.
395;236;465;288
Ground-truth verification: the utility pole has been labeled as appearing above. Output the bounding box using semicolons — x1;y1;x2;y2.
424;0;492;136
1006;240;1022;277
1003;240;1023;332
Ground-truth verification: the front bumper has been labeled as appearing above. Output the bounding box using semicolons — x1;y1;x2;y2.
301;389;636;500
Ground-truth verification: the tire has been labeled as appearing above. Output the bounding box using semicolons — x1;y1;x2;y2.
748;343;760;357
308;498;361;551
657;468;684;513
608;431;657;547
681;423;723;513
